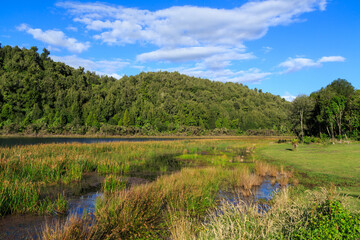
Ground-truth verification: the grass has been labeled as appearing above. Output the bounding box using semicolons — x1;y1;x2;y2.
195;187;360;240
2;136;359;239
0;137;276;216
256;142;360;198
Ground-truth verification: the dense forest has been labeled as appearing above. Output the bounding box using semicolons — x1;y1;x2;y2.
0;45;290;135
0;44;358;138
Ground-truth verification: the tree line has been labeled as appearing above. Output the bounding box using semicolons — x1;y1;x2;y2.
0;44;358;138
291;79;360;140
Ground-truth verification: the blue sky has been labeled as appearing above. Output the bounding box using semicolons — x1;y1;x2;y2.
1;0;359;100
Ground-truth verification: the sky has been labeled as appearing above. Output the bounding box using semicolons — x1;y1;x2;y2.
1;0;359;101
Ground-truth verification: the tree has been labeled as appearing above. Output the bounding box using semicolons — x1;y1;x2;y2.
123;109;130;127
291;95;314;140
328;96;346;137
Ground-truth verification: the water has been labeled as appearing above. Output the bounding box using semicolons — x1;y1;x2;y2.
218;178;281;206
0;192;101;240
0;175;153;240
0;137;183;147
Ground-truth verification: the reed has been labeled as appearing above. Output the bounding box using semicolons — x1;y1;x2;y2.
102;175;127;194
231;167;263;197
278;175;289;187
197;187;360;240
40;214;93;240
255;161;269;177
0;139;236;215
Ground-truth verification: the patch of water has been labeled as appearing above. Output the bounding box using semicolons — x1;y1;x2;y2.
0;175;152;240
0;137;185;147
218;178;281;207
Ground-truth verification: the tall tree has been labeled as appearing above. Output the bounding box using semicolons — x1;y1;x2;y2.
291;95;314;140
123;109;130;127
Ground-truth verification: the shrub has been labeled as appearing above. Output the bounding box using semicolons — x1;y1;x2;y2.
303;136;312;144
291;199;360;239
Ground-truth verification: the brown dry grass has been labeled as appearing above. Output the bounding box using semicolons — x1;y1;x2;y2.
255;162;269;177
40;214;93;240
278;176;289;187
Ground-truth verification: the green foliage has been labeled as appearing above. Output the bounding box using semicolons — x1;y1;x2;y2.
303;136;312;144
0;45;291;135
103;175;127;193
292;199;360;239
308;79;359;139
122;109;130;127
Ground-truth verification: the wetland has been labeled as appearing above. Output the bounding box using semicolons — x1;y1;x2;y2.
0;137;358;239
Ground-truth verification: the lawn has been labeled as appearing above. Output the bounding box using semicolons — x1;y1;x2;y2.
257;142;360;198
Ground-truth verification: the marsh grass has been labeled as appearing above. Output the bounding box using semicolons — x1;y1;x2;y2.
102;175;127;194
0;139;239;215
255;162;269;177
40;214;94;240
197;187;360;240
41;167;236;239
2;137;314;238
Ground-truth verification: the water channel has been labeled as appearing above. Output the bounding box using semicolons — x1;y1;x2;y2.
0;137;183;147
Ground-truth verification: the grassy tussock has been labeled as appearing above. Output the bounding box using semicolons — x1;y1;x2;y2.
231;167;263;197
93;183;166;239
41;214;93;240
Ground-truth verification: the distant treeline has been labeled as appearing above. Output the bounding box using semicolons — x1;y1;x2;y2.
0;45;358;137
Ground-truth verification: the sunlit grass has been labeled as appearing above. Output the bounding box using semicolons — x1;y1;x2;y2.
257;142;360;197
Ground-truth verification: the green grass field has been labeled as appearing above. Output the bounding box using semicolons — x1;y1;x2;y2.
257;142;360;199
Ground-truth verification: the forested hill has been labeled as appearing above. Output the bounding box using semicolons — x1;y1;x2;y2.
0;45;291;135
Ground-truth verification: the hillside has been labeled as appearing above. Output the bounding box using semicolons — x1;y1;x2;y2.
0;45;291;135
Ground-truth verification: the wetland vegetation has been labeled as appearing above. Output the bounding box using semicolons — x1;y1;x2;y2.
0;137;359;239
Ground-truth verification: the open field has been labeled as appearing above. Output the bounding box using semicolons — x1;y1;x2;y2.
256;142;360;198
0;137;359;239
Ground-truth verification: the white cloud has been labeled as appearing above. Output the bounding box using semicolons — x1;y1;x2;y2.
281;92;296;101
262;46;273;53
279;57;321;73
17;24;90;53
279;55;346;73
66;26;78;32
163;65;271;83
51;55;129;78
318;56;345;63
136;46;254;64
55;0;327;83
58;1;326;48
57;0;326;52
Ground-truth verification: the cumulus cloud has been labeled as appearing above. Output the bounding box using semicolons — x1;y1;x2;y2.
17;24;90;53
51;55;129;78
279;55;345;73
57;1;326;63
57;1;327;47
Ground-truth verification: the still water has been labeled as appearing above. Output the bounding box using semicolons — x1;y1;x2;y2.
0;137;182;147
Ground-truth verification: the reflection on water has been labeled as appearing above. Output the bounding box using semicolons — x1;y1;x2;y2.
0;137;183;147
218;178;281;207
0;192;101;240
